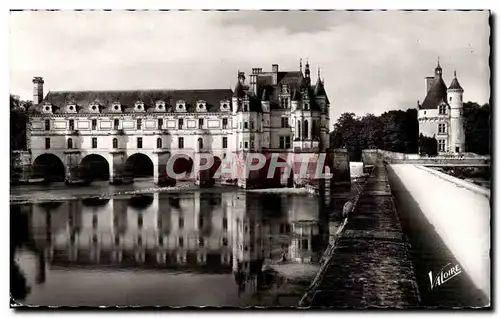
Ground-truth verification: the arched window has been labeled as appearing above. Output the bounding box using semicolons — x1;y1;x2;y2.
157;137;162;149
112;138;118;149
297;121;301;139
312;120;317;138
67;138;73;149
198;137;204;150
304;120;309;139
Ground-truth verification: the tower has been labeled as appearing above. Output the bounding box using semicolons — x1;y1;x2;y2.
33;77;44;105
448;70;465;153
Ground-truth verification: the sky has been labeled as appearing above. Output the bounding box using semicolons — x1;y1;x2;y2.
9;10;490;127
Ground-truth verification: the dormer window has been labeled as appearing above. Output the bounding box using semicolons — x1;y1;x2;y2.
89;101;100;113
220;100;231;111
176;100;186;112
197;100;207;112
135;101;145;112
156;100;166;111
304;102;310;110
41;102;52;114
67;103;77;113
111;101;122;112
282;84;289;94
243;103;249;112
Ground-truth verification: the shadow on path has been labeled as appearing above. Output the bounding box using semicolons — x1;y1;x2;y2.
387;165;489;308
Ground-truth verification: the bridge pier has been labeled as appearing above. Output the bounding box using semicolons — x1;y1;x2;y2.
153;151;175;186
64;151;82;184
109;151;128;185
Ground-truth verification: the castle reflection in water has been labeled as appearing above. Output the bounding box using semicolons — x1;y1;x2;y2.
19;190;344;292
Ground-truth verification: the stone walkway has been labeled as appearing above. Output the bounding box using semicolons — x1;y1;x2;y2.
301;163;420;308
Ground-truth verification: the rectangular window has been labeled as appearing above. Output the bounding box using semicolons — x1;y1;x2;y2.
222;118;228;129
250;140;254;148
279;136;285;149
69;119;74;131
178;137;184;149
92;137;97;149
179;237;184;247
222;137;228;149
113;119;119;130
178;118;183;129
222;217;228;230
45;138;50;149
438;123;446;134
439;105;446;115
199;238;205;247
137;119;142;130
244;122;248;129
251;121;254;130
244;141;249;149
438;140;446;152
92;119;97;130
44;119;50;131
285;136;291;149
179;217;184;229
281;117;289;128
198;118;204;128
137;137;143;149
158;118;163;129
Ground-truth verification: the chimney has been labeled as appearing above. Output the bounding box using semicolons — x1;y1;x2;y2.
272;64;279;85
425;76;434;93
33;77;44;105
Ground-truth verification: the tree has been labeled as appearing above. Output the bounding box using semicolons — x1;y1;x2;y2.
329;109;418;161
10;95;30;151
418;134;438;156
463;102;490;155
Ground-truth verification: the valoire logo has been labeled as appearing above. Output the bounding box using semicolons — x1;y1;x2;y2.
428;263;462;290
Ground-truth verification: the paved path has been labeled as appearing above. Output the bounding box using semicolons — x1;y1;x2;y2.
301;164;420;308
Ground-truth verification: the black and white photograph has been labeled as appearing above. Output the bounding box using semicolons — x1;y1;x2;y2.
8;8;492;309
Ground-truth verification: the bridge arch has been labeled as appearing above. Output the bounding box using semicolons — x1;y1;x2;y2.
125;153;154;180
32;153;65;182
80;154;110;182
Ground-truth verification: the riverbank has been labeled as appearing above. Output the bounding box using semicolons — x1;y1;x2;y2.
10;180;322;205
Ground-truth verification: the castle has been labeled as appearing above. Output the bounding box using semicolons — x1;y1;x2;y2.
418;59;465;154
24;61;334;187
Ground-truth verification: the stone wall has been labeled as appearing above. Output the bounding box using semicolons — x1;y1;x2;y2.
362;149;490;166
11;151;32;184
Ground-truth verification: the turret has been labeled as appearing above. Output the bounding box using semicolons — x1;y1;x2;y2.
33;76;44;105
233;72;246;114
435;57;443;78
304;60;311;87
448;70;465;153
261;89;270;113
291;89;300;112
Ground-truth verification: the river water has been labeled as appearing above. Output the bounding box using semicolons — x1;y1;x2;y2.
11;184;358;307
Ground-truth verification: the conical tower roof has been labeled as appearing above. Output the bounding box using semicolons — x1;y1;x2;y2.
448;71;463;91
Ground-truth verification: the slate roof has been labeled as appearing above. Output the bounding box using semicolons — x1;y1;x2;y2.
30;89;234;114
254;71;324;111
448;77;463;91
420;76;448;110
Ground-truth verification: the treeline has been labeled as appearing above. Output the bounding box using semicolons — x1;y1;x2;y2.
330;109;419;161
10;95;31;151
330;102;491;161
